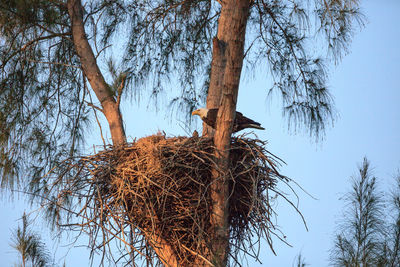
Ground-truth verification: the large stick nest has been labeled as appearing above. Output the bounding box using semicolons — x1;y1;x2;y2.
50;133;293;266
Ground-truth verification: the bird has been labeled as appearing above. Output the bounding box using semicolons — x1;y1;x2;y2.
192;108;265;133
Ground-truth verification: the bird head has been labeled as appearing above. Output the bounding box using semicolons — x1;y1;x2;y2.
191;108;208;119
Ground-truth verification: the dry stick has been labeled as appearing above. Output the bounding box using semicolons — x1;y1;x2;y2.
44;134;291;265
181;244;215;266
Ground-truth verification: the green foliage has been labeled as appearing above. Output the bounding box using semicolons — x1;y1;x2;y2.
0;0;364;226
0;0;89;191
330;159;400;266
10;212;53;267
100;0;364;137
383;172;400;266
249;0;364;138
0;0;366;265
97;0;365;135
105;57;128;99
331;158;385;266
114;0;216;117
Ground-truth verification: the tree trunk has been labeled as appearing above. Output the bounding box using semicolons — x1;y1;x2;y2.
203;37;227;137
207;1;250;266
67;0;125;146
67;1;179;266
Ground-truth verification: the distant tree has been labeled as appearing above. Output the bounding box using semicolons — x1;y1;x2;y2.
294;253;309;267
383;171;400;266
10;213;52;267
1;0;364;266
330;158;385;266
330;159;400;267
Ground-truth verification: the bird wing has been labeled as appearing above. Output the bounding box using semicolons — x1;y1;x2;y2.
204;108;218;128
233;111;264;132
236;112;261;126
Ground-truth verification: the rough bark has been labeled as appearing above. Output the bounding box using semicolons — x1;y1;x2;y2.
145;230;179;267
203;37;227;137
68;1;179;266
208;1;251;266
67;0;125;146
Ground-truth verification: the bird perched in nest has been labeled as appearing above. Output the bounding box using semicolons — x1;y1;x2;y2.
192;108;265;133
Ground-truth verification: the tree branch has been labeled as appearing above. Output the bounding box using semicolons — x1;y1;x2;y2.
1;33;70;69
67;0;126;146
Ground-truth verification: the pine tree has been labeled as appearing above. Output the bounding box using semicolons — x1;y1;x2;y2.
1;0;364;265
330;159;400;267
384;172;400;266
10;213;52;267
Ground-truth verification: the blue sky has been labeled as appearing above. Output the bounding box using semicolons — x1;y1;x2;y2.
1;0;399;266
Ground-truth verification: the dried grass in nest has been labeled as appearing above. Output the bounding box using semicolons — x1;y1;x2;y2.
55;133;292;266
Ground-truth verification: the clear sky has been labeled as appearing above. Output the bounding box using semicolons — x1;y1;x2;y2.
1;0;399;266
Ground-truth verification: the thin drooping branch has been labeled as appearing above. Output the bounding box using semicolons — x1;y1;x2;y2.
1;33;70;69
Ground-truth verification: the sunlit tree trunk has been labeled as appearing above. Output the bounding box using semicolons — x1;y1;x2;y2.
203;36;226;137
67;1;179;266
206;1;251;266
67;0;126;146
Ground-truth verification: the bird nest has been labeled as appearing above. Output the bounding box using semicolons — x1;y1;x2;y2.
50;133;293;266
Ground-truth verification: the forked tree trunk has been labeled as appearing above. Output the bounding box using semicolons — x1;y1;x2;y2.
206;1;251;266
67;1;179;266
